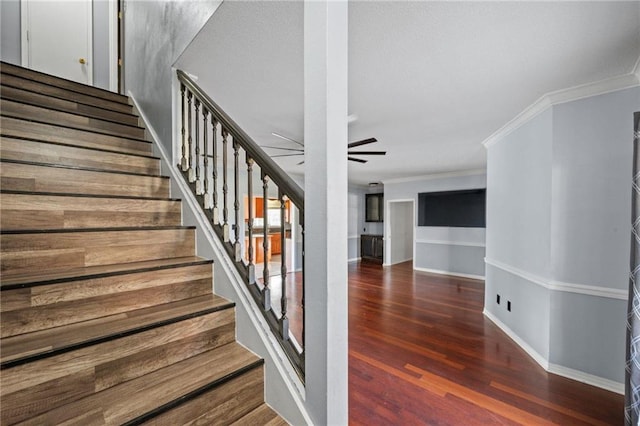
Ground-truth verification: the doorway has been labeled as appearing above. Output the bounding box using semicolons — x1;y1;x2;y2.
385;199;414;266
21;0;93;84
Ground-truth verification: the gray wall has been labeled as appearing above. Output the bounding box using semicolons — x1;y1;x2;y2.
484;108;553;360
384;173;487;277
125;0;221;152
0;0;110;88
485;86;639;386
1;0;21;64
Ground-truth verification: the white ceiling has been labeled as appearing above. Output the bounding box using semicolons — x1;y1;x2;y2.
176;1;640;186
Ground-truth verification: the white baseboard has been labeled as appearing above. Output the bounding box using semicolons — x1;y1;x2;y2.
414;266;484;281
548;363;624;395
348;257;361;263
483;309;549;369
483;309;624;395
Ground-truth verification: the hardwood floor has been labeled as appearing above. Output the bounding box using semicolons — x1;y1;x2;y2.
348;261;623;425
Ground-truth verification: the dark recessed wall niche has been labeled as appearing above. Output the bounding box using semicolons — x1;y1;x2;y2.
418;189;486;227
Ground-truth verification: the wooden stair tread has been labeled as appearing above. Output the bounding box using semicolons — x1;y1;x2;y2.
9;342;261;426
1;137;160;175
1;227;195;277
0;116;152;156
0;159;169;198
232;403;289;425
0;72;133;114
0;84;140;125
1;99;146;139
1;61;130;105
1;255;208;288
1;158;164;179
1;293;229;366
1;112;148;143
0;191;181;231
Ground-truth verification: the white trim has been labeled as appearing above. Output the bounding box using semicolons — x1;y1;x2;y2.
385;198;416;267
348;235;359;239
483;309;549;369
416;239;485;248
108;0;118;92
385;256;413;266
482;72;639;149
85;0;93;85
549;279;628;300
484;309;624;395
382;169;486;185
548;363;624;395
414;266;484;281
484;257;550;289
348;257;361;263
485;257;628;300
130;93;313;426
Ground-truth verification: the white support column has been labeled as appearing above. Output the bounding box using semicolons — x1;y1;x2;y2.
304;1;349;425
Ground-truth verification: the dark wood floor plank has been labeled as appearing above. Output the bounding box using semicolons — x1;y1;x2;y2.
348;261;624;425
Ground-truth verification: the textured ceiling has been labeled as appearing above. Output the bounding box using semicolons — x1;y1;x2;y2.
176;1;640;185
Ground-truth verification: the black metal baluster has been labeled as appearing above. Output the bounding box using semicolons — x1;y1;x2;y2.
203;107;210;207
301;217;305;349
187;91;193;178
233;140;241;261
180;84;187;170
193;99;201;189
262;171;271;311
247;155;255;284
279;190;289;341
212;120;219;223
222;129;229;242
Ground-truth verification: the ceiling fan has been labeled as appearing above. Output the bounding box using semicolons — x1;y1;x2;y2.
263;132;386;165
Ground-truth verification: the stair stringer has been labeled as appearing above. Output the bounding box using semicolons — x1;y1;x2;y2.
129;93;312;426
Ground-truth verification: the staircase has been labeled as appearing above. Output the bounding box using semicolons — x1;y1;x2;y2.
0;62;287;425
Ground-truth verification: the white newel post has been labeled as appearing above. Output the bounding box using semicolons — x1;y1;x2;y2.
304;1;349;425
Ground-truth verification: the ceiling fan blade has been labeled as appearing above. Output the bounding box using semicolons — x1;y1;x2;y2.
348;156;368;163
272;132;304;147
262;145;304;152
271;153;304;158
347;151;386;156
347;138;377;148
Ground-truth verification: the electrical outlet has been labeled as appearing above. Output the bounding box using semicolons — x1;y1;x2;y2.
496;294;500;304
507;301;511;312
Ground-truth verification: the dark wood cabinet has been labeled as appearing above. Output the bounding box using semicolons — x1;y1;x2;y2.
361;234;383;264
365;193;383;222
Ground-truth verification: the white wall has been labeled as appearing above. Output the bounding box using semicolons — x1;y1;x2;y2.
384;173;487;278
485;85;639;390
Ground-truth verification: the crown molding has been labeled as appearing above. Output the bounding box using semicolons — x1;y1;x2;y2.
482;71;640;149
382;168;486;185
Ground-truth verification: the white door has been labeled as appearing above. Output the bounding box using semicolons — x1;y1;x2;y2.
21;0;93;84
